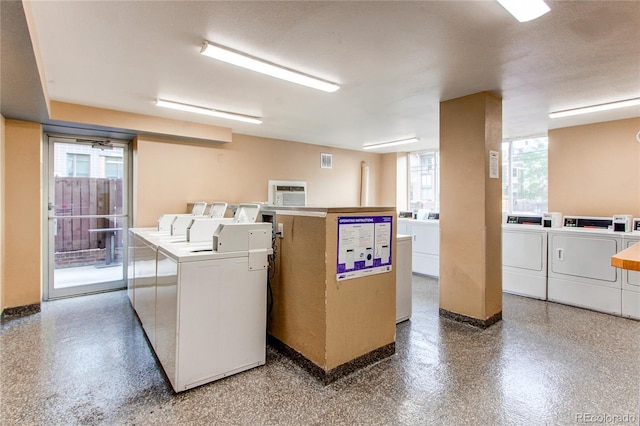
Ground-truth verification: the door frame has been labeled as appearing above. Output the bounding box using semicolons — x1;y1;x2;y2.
43;133;133;300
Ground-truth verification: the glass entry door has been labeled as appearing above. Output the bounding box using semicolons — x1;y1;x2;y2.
46;135;130;299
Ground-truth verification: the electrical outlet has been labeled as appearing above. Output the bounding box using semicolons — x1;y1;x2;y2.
277;223;284;238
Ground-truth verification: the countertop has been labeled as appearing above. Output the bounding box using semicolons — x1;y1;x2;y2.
611;242;640;272
398;218;440;224
264;205;394;213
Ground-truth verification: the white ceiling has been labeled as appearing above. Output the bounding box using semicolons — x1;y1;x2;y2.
25;1;640;152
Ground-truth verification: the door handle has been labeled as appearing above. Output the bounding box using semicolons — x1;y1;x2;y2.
47;202;57;218
556;248;563;261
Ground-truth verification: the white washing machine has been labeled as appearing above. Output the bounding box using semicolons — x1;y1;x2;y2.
157;201;208;231
547;216;623;315
155;222;272;392
502;215;548;300
621;218;640;319
127;231;138;308
129;204;261;350
169;203;230;241
128;228;159;345
129;226;186;349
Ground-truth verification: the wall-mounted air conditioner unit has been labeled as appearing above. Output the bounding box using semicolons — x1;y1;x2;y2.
268;180;307;206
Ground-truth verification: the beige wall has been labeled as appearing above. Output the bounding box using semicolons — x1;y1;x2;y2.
0;107;634;312
134;133;387;227
549;117;640;217
0;111;388;309
379;153;397;207
395;152;408;210
0;115;4;311
3;120;42;309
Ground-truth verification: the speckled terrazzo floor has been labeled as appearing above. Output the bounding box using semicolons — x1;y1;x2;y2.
1;275;639;425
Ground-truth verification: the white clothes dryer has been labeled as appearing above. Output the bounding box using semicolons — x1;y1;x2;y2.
502;215;548;300
547;216;622;315
155;222;272;392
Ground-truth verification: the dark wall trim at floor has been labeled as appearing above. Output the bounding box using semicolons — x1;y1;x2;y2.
1;303;41;321
267;334;395;385
439;308;502;329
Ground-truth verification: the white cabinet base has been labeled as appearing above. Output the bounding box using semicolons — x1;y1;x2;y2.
155;254;267;392
622;290;640;320
412;252;439;277
548;278;621;315
398;219;439;278
503;270;547;300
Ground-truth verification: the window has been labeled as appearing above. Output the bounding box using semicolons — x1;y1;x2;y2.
104;156;123;179
406;139;546;215
408;151;439;212
502;137;548;215
66;153;90;177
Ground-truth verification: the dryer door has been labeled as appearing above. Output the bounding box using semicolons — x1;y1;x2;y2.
503;230;544;272
550;234;618;282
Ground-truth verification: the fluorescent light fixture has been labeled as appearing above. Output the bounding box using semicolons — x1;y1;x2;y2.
156;99;262;124
496;0;550;22
200;41;340;93
362;137;420;150
549;98;640;119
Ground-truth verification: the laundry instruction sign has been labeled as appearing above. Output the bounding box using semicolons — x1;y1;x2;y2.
336;215;393;281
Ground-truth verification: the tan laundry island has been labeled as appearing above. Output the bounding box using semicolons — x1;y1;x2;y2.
266;206;397;384
611;242;640;272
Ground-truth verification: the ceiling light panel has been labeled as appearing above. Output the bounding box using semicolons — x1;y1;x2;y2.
549;98;640;119
156;99;262;124
496;0;550;23
200;42;340;93
362;137;420;150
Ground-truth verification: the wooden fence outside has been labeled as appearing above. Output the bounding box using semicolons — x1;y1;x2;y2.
54;177;123;253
